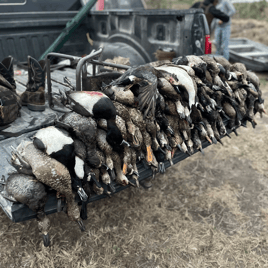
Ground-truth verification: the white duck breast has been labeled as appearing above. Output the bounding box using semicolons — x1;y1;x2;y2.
33;126;73;155
155;65;196;110
68;91;112;118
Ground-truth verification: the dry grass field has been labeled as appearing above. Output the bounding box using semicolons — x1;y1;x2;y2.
1;19;268;268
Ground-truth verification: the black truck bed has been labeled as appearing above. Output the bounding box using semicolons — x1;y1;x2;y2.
0;65;234;223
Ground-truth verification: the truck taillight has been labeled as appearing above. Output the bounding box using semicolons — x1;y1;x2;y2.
205;35;211;54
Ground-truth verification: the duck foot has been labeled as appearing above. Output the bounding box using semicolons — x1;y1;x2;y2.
199;147;205;155
42;233;50;247
108;182;116;193
77;187;88;202
225;132;231;139
77;220;85;232
108;169;116;181
57;198;62;212
250;120;257;129
80;201;88;220
232;128;238;136
158;162;166;174
211;137;217;144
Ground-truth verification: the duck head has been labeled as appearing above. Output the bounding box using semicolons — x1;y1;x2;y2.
106;119;130;149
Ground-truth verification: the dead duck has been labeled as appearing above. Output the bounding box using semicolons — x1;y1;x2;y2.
173;55;207;80
104;64;162;118
58;111;101;169
155;64;197;111
128;107;154;164
65;91;129;148
110;150;133;186
129;147;140;187
112;101;141;147
11;141;85;232
96;128;115;178
33;126;88;204
1;173;50;247
202;118;217;144
192;128;204;155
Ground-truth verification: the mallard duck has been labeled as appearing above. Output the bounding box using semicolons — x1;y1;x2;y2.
1;173;50;247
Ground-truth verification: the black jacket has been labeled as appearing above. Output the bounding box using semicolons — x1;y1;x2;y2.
191;1;229;23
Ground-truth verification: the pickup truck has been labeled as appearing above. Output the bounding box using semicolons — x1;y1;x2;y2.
0;0;213;223
0;0;211;65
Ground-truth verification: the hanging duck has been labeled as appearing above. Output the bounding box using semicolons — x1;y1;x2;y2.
64;91;129;148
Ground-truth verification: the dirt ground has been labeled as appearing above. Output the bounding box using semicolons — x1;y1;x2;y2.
1;19;268;268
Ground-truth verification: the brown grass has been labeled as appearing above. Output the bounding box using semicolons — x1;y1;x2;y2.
1;18;268;268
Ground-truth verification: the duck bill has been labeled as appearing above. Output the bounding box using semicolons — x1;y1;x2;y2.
225;132;231;139
77;187;88;202
108;183;116;193
120;139;131;147
132;134;140;147
199;147;205;155
42;233;50;247
166;126;175;136
77;220;86;232
146;146;153;163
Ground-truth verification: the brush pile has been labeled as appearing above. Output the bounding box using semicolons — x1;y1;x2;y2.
1;55;265;247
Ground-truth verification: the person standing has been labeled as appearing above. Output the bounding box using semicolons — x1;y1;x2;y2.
214;0;236;60
191;0;230;31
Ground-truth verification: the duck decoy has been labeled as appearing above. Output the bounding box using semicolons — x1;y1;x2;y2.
1;173;50;247
11;141;85;232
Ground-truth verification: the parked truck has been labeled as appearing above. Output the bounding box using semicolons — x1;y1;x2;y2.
0;0;213;223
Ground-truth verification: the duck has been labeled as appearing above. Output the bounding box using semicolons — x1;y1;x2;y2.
1;173;50;247
107;84;136;106
65;91;129;148
192;128;204;155
129;147;140;187
112;101;141;147
155;64;197;111
202;118;217;144
11;140;85;232
58;111;101;168
33;126;89;206
110;150;133;186
96;128;115;177
104;64;162;118
173;55;207;80
128;107;154;164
